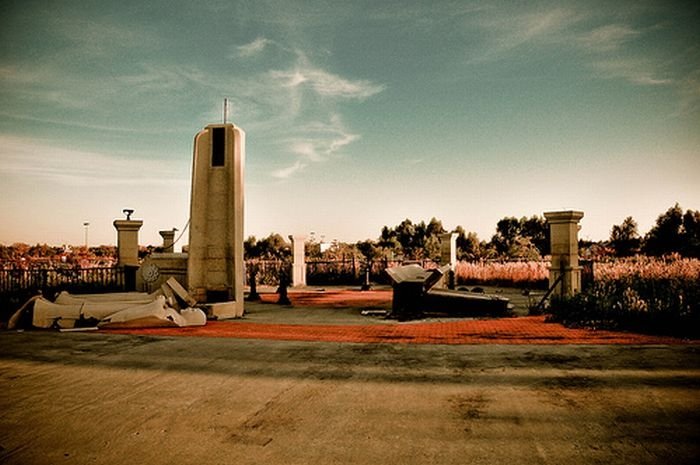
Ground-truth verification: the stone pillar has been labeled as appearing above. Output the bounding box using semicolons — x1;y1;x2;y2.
113;217;143;267
188;123;245;318
439;232;458;269
438;232;458;289
544;210;584;298
289;235;307;287
159;229;176;253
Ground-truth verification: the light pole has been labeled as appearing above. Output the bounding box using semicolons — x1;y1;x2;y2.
83;222;90;249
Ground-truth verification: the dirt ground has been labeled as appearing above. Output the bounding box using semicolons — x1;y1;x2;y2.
1;329;698;465
1;288;699;464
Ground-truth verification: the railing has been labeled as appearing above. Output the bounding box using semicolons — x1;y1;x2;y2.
0;267;127;320
246;258;439;286
0;266;125;295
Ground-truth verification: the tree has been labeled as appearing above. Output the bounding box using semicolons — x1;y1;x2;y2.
356;240;380;262
643;204;684;256
489;215;548;259
609;216;641;257
681;209;700;257
521;215;549;256
491;217;520;256
244;234;290;260
455;226;482;261
426;217;446;237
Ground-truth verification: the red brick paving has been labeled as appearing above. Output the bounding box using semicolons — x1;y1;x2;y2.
103;290;696;345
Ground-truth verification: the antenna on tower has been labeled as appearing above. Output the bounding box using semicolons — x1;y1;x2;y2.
223;98;229;124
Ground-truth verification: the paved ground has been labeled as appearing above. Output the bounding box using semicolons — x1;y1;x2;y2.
1;288;698;464
105;289;696;345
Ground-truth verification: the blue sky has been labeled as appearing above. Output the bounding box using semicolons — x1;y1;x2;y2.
1;0;698;248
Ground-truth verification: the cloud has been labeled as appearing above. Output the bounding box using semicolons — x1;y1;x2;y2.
578;24;640;52
269;64;385;100
272;114;360;179
0;135;187;187
592;59;673;86
236;37;273;57
468;7;581;61
272;160;307;179
48;16;159;56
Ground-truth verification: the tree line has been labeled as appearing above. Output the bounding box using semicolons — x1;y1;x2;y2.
244;203;699;262
2;203;697;265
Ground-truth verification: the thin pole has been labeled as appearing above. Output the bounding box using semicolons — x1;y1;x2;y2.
223;98;228;124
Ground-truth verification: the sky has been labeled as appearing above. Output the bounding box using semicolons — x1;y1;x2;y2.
1;0;699;249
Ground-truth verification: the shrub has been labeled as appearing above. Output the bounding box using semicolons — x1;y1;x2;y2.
549;257;700;338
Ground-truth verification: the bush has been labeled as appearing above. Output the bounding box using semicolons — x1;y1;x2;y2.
548;269;700;338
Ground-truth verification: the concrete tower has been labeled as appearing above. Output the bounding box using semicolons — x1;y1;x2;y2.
187;123;245;318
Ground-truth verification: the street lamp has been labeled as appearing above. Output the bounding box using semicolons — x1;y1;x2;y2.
83;222;90;248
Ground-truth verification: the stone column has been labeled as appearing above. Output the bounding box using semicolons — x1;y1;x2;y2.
159;229;176;253
289;235;307;287
544;210;584;298
438;232;458;289
113;217;143;267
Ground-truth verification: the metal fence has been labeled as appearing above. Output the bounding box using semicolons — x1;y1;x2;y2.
246;258;439;286
0;267;126;319
0;266;125;295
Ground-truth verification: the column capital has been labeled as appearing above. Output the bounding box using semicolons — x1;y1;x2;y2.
544;210;584;224
113;219;143;231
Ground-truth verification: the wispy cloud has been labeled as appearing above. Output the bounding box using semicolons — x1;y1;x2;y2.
236;37;273;57
48;16;159;56
269;56;385;100
468;7;581;61
0;135;187;187
578;24;640;52
465;4;682;92
592;59;673;86
272;114;360;179
272;160;307;179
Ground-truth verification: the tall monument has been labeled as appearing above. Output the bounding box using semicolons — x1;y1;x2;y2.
187;123;245;318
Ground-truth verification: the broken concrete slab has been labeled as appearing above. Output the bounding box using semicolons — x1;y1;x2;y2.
165;277;198;307
206;301;244;320
8;288;208;331
98;296;183;329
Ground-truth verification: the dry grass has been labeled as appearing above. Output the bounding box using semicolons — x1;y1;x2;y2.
454;260;549;287
595;255;700;281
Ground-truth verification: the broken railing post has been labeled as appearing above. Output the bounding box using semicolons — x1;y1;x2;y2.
247;263;261;302
276;266;291;305
361;261;372;291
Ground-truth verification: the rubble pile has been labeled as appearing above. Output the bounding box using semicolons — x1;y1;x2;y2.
8;278;206;330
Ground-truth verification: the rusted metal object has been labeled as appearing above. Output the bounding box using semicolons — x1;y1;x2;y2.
386;264;511;320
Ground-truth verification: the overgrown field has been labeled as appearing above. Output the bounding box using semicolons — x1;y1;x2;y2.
454;260;549;289
549;256;700;338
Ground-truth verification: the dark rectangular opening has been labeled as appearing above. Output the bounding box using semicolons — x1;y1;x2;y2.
206;289;230;303
211;127;225;166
